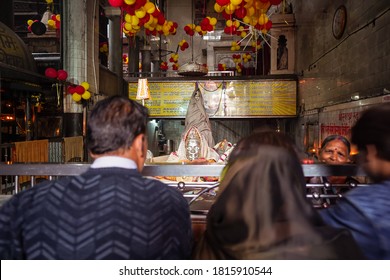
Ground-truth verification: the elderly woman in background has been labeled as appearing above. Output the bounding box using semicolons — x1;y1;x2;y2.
193;131;363;259
310;135;359;186
308;135;360;207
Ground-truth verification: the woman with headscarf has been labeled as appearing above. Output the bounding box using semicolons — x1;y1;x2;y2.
193;131;363;259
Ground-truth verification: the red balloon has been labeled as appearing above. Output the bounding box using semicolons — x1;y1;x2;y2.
108;0;123;8
45;67;58;79
157;14;165;25
270;0;282;5
57;70;68;81
134;0;146;10
216;0;230;6
67;86;76;94
235;7;247;19
75;85;85;95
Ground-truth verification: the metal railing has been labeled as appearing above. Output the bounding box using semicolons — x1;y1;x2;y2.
0;163;368;208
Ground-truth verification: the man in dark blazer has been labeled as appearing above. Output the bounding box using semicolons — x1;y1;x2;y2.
0;95;193;259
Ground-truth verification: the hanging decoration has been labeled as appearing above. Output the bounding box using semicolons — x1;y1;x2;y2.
27;0;60;34
47;14;61;30
44;67;92;104
107;0;178;38
99;42;109;54
215;0;281;46
67;82;92;102
183;16;218;37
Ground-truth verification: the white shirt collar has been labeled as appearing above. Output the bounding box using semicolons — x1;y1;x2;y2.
90;156;137;170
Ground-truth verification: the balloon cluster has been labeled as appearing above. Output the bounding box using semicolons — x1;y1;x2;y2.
224;19;241;35
67;82;91;102
108;0;178;37
178;39;189;51
160;61;168;71
232;54;242;63
44;67;91;102
183;16;217;37
122;54;129;64
231;41;240;51
217;63;227;71
27;19;40;33
242;52;252;63
232;54;243;73
99;42;108;54
183;24;196;36
47;14;61;30
169;53;179;70
214;0;281;34
45;67;68;81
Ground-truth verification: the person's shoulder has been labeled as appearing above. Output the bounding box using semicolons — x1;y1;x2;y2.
343;181;390;209
347;181;390;196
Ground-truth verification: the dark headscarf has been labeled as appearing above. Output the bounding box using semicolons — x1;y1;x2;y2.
193;146;363;259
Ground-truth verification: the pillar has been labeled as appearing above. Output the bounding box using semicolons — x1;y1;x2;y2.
105;6;123;94
62;0;99;137
128;36;141;76
141;45;152;76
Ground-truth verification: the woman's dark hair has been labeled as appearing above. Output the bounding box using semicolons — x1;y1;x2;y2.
351;103;390;161
229;131;299;162
87;95;149;155
320;135;351;154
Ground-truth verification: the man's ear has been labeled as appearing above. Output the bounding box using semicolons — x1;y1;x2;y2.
133;134;145;158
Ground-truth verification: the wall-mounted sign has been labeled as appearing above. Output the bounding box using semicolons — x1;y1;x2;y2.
128;79;296;118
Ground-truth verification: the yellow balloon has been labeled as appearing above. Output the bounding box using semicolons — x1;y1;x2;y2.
81;82;90;90
247;6;255;16
82;91;91;100
131;16;140;26
135;8;146;19
210;17;217;26
146;15;154;25
214;3;224;13
258;13;269;25
124;14;132;23
225;5;235;14
72;94;81;102
56;14;60;21
124;22;132;31
27;19;34;26
231;0;243;5
162;25;170;33
124;0;136;4
144;2;156;14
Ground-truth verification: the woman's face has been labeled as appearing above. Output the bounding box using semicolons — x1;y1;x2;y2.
319;139;350;164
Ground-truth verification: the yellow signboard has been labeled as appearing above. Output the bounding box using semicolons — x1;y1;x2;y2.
129;80;296;117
